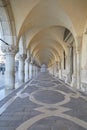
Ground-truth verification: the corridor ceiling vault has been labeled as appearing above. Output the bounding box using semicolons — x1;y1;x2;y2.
1;0;87;66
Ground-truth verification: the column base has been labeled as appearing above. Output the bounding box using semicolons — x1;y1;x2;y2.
5;73;15;90
5;84;15;90
65;73;71;83
59;70;62;79
80;82;87;92
25;78;29;82
71;74;77;88
18;71;24;83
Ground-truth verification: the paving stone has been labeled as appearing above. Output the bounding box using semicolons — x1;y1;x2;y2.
0;127;15;130
63;97;87;122
55;84;75;93
22;86;38;94
0;72;87;130
30;81;38;85
28;116;86;130
53;80;61;84
3;97;41;113
34;90;64;104
47;108;58;111
37;81;55;87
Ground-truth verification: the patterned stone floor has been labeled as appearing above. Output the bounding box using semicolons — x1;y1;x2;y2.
0;72;87;130
0;72;19;101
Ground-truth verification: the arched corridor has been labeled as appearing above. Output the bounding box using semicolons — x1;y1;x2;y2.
0;0;87;129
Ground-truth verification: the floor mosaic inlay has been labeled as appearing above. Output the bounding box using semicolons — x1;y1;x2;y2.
0;72;87;130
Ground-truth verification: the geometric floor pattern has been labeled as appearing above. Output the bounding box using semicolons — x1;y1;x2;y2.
0;72;87;130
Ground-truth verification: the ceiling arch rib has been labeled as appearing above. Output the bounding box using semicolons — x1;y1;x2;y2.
36;52;54;65
33;47;60;65
27;26;69;55
31;41;62;56
0;0;16;44
27;26;66;66
8;0;87;68
31;43;61;61
29;38;63;51
34;48;56;61
35;53;54;66
10;0;41;35
34;53;53;66
17;0;76;45
25;25;71;49
11;0;85;66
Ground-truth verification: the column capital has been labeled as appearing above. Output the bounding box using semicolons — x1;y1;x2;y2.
25;57;31;63
18;54;27;61
55;61;58;64
30;57;35;64
67;43;73;48
1;44;18;55
76;48;80;54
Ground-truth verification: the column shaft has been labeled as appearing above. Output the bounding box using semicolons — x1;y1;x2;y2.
1;44;17;90
71;48;77;87
59;61;62;79
25;59;29;82
5;53;15;89
29;63;33;79
18;56;25;83
76;50;81;89
66;45;73;83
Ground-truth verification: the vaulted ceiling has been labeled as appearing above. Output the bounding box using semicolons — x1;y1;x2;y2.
9;0;87;66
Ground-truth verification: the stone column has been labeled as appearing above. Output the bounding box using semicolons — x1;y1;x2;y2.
25;58;30;82
29;63;33;79
18;54;26;83
65;45;73;83
71;48;77;88
55;61;58;77
32;64;37;78
80;34;87;91
36;66;40;76
1;45;17;89
36;66;39;76
59;61;62;79
76;49;81;89
37;66;40;74
34;65;37;77
53;63;55;76
32;64;34;78
52;64;55;76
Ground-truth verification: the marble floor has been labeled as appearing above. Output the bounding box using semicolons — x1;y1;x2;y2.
0;72;87;130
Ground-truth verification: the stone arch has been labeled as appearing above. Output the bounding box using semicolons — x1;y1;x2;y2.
16;0;78;48
0;0;16;45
